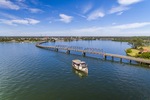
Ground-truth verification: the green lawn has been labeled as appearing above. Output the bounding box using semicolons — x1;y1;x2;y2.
127;49;139;57
126;46;150;57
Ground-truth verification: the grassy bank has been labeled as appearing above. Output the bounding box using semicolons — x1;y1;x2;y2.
126;46;150;59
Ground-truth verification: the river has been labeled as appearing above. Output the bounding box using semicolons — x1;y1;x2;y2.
0;40;150;100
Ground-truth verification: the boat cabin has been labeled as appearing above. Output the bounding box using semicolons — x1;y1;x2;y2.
72;59;87;68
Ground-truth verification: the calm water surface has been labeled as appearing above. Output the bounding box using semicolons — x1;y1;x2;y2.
0;40;150;100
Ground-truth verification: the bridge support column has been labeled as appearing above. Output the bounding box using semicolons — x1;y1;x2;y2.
66;50;70;54
104;55;107;60
120;58;122;63
129;60;132;64
55;48;58;52
139;62;143;65
112;56;114;61
82;52;86;56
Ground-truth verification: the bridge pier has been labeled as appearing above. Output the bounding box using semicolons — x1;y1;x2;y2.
120;58;122;63
129;60;132;64
112;56;114;61
82;52;86;56
66;50;70;54
55;48;58;52
139;62;144;65
104;55;107;60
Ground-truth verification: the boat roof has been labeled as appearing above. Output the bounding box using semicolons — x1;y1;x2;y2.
72;59;86;64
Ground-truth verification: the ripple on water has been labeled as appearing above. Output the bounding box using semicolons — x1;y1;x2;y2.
0;42;150;100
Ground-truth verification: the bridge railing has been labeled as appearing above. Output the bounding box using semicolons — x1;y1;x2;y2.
55;45;105;54
36;42;150;65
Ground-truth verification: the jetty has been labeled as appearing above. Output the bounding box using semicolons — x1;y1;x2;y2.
36;42;150;65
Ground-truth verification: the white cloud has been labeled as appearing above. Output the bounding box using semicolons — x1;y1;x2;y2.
118;0;142;5
0;18;40;26
112;22;150;29
82;3;93;14
117;12;123;15
14;0;43;13
75;13;86;18
24;18;40;24
109;6;129;14
28;8;43;13
71;22;150;34
0;12;19;19
0;19;14;25
11;19;29;25
1;22;150;36
87;9;105;21
59;14;73;23
30;0;39;5
109;0;143;15
16;0;25;2
0;0;20;10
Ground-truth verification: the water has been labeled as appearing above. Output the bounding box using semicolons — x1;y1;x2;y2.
0;40;150;100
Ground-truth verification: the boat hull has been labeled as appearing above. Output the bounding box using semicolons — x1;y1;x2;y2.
72;64;88;74
72;68;88;78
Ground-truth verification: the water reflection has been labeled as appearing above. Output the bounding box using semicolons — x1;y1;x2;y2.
72;68;88;78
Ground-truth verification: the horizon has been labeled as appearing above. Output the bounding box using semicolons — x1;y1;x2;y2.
0;36;150;38
0;0;150;36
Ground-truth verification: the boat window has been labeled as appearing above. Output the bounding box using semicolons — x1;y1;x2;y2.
81;63;86;67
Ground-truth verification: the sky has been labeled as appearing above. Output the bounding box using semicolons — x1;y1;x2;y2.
0;0;150;36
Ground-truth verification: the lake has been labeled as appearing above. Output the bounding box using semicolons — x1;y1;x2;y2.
0;40;150;100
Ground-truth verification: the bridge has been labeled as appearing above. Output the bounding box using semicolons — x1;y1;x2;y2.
36;42;150;66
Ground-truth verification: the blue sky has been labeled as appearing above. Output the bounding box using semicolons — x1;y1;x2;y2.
0;0;150;36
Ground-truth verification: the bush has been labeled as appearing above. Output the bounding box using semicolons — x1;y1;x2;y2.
126;49;132;53
138;52;150;59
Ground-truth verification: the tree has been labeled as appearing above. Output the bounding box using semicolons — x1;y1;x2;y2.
128;38;144;49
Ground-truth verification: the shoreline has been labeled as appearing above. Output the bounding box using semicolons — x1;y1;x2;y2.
126;46;150;59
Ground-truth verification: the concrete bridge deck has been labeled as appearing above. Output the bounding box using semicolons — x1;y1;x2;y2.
36;42;150;65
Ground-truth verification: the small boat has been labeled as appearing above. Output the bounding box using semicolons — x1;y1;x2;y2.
72;59;88;74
